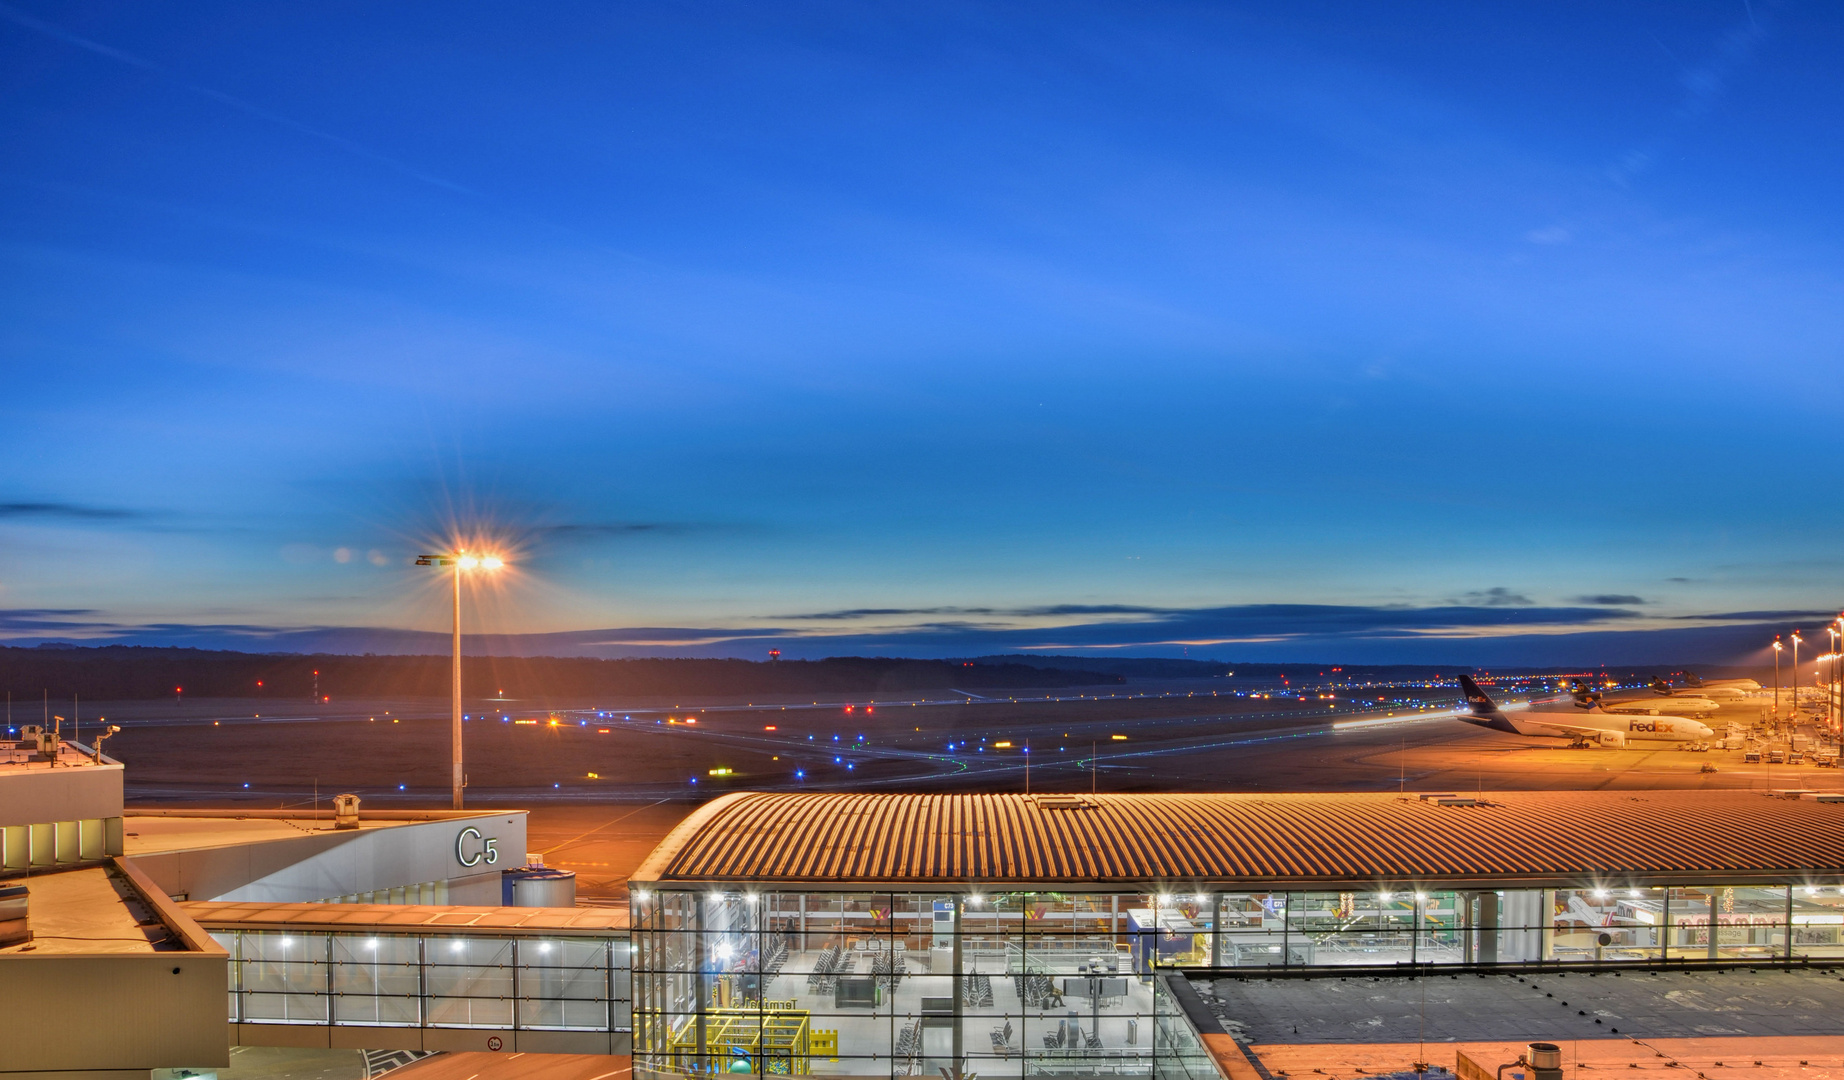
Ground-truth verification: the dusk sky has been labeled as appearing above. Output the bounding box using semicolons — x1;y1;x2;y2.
3;2;1841;664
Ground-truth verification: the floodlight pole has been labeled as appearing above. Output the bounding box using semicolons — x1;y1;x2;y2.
452;557;464;809
1793;632;1803;737
420;550;505;810
419;552;469;809
1773;637;1783;730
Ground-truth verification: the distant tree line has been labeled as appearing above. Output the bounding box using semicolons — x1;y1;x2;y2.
0;645;1126;701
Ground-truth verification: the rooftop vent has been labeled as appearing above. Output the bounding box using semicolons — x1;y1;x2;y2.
1033;795;1097;810
0;883;28;947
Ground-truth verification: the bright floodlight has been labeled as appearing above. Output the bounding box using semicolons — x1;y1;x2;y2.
480;555;504;570
458;554;480;569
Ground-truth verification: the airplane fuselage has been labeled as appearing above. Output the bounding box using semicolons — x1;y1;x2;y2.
1455;674;1714;747
1460;709;1712;742
1600;695;1722;718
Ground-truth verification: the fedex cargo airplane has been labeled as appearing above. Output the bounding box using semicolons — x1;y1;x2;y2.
1456;675;1713;748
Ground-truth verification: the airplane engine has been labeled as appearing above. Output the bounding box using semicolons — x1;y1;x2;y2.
1597;729;1627;748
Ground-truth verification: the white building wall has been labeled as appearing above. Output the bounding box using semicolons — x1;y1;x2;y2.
131;813;526;903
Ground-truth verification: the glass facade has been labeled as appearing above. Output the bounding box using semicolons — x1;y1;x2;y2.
212;929;631;1034
209;881;1844;1064
633;890;1162;1079
630;882;1844;1078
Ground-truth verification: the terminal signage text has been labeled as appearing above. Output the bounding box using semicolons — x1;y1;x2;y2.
456;826;500;867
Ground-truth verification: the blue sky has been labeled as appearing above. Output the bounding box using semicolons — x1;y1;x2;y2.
2;1;1841;664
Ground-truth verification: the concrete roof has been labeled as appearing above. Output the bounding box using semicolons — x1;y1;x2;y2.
631;790;1844;889
183;899;628;935
0;741;121;772
0;866;181;955
122;807;524;855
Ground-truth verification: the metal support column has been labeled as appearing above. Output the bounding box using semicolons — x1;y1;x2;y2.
1209;893;1222;968
695;897;709;1073
1708;888;1719;960
952;897;964;1074
1785;885;1795;964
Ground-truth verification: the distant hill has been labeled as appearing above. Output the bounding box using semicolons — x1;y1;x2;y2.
964;655;1471;680
0;645;1124;701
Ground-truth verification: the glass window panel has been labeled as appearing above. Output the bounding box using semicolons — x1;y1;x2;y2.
1721;886;1792;959
239;931;329;1024
1792;884;1844;959
427;936;514;1028
210;932;240;1022
1416;890;1464;964
331;934;420;1026
1215;893;1287;968
520;937;609;1031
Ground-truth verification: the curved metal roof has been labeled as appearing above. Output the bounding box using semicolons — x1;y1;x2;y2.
630;790;1844;888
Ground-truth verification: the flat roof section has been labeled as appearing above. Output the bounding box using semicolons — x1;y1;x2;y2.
122;808;525;856
1195;968;1844;1048
0;865;179;954
123;812;403;855
0;740;120;772
184;899;629;935
634;790;1844;888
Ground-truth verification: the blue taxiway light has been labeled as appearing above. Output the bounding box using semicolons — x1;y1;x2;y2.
795;770;805;779
398;784;406;790
242;782;249;788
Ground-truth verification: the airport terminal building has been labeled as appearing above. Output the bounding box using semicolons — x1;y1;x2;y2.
12;746;1844;1078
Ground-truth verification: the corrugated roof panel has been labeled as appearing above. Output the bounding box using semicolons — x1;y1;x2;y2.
626;791;1844;887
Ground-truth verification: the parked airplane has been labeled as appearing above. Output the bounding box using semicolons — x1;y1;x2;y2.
1600;692;1723;719
1457;675;1713;748
1565;678;1721;717
1682;674;1762;694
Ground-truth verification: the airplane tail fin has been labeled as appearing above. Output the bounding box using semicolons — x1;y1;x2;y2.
1458;674;1497;714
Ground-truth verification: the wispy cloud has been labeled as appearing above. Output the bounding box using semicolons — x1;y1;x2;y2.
0;600;1802;667
1452;588;1533;607
0;1;477;198
778;606;999;621
1573;594;1646;605
1671;609;1839;622
1612;3;1776;184
535;522;712;542
0;501;145;521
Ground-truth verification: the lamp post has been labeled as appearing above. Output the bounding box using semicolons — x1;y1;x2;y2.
1829;626;1841;736
417;550;505;808
1835;615;1844;737
1793;632;1804;734
1770;633;1784;726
